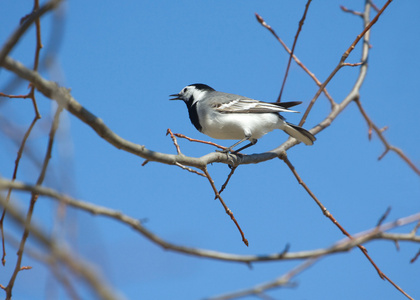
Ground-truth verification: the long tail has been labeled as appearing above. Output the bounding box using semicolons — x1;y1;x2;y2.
284;122;316;146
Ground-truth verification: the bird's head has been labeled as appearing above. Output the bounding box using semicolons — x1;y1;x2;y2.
170;84;215;105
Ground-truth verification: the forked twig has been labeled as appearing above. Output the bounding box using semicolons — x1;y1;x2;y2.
166;129;207;176
166;128;182;154
202;168;248;246
354;99;420;175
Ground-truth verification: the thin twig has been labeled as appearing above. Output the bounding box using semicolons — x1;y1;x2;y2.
28;0;45;119
4;106;63;299
202;168;248;246
370;2;381;13
376;207;391;227
278;0;312;102
410;221;420;236
0;93;31;98
410;249;420;264
218;166;238;196
0;116;39;266
340;5;364;17
174;133;226;151
342;62;364;67
175;162;206;177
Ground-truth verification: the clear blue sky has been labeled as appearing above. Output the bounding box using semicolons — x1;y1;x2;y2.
1;1;419;299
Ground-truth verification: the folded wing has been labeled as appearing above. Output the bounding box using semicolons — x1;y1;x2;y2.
214;99;302;114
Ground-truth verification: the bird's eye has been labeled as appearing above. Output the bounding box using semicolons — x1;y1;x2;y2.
182;88;187;93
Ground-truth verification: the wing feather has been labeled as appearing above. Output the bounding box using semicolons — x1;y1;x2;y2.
214;99;301;114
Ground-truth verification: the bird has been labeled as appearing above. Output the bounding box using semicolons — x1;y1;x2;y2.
170;83;316;153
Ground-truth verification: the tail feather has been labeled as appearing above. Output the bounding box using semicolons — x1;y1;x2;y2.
284;122;316;146
276;101;302;109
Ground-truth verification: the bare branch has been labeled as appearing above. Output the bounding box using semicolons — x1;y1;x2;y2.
1;179;419;265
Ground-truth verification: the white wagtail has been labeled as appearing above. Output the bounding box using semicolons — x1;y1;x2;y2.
170;84;316;152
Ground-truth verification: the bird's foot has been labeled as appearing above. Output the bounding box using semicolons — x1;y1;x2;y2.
216;147;232;154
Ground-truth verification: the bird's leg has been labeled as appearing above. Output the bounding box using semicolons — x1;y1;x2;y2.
232;139;258;154
217;135;255;153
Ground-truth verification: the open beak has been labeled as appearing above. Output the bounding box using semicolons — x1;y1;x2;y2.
169;93;181;100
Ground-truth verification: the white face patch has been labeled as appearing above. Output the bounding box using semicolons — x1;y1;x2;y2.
177;86;209;105
179;86;193;99
190;88;208;105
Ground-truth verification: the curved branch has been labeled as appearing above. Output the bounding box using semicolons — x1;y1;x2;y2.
0;56;287;167
1;179;419;264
